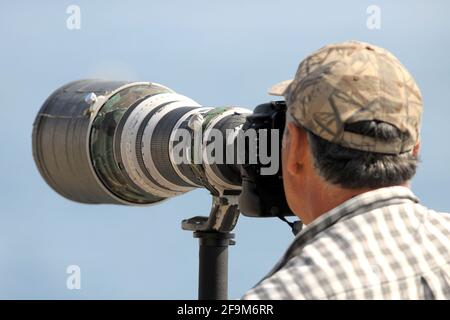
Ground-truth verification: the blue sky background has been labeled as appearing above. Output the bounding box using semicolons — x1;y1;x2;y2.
0;0;449;299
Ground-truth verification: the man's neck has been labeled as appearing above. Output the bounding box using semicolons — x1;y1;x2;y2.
301;176;410;225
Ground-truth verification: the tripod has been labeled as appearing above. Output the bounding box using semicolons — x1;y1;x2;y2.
182;195;240;300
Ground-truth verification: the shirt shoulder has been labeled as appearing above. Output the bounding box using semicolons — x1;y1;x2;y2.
242;203;450;300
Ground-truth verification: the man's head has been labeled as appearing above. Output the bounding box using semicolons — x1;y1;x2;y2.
270;41;423;224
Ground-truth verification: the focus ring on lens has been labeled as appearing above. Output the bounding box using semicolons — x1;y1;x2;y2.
151;106;201;188
140;97;200;194
119;93;184;197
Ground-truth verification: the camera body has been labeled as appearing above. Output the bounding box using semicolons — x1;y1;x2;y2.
239;101;293;217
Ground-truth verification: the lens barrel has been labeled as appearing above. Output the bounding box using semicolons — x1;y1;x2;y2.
33;79;250;205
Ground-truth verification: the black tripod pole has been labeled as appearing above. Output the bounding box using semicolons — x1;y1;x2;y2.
194;231;235;300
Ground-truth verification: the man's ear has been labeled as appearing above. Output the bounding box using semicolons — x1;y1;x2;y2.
412;140;420;157
285;122;307;176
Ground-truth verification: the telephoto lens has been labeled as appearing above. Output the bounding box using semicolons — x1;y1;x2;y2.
32;79;251;205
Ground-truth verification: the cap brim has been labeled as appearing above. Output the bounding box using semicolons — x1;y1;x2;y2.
267;79;293;96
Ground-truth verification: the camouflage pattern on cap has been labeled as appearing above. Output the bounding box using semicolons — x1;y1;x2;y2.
270;40;423;154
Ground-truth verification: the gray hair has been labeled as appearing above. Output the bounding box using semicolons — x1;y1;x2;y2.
285;116;419;189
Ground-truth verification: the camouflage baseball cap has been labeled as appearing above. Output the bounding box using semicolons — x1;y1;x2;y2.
269;40;423;154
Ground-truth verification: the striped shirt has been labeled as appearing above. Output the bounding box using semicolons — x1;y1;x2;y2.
241;186;450;300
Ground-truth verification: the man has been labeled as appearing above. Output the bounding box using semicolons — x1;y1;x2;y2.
241;40;450;300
